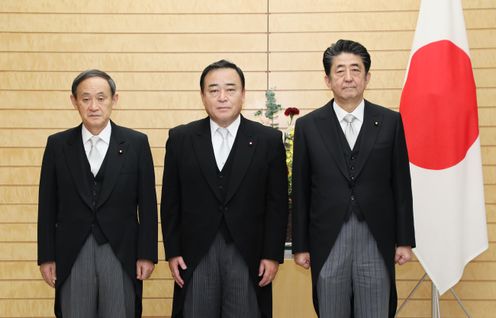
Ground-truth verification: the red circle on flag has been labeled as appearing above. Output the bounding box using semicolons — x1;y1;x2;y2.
400;40;479;170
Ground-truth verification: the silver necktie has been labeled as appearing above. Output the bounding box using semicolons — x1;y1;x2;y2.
88;136;102;176
216;127;230;171
343;114;357;149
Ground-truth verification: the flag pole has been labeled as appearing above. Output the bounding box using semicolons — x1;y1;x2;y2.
432;283;440;318
450;288;472;317
395;273;427;317
395;273;473;318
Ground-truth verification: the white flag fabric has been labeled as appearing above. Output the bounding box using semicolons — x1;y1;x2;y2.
399;0;488;294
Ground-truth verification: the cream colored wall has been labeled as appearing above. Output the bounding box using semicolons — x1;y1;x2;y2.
0;1;494;317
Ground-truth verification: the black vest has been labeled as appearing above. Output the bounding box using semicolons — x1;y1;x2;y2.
215;135;238;243
332;110;365;222
85;147;109;244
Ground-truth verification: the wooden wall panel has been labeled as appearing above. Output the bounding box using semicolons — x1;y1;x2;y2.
487;205;496;222
396;261;496;280
0;243;36;261
269;70;406;90
0;72;268;91
1;33;268;52
0;91;268;110
482;147;496;164
0;205;37;223
270;51;411;71
0;149;44;166
481;128;496;146
2;0;267;14
0;13;267;33
0;147;166;169
269;49;496;71
0;261;40;280
485;185;496;203
265;88;496;110
269;0;496;12
0;110;206;129
0;0;494;317
270;12;419;32
270;29;496;52
0;128;169;148
0;52;269;72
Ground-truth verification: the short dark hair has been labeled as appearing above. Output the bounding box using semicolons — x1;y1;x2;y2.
199;59;245;93
71;69;117;97
323;39;371;76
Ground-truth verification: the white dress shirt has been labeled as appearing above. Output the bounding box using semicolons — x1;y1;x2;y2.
333;100;365;138
210;115;241;170
82;122;111;173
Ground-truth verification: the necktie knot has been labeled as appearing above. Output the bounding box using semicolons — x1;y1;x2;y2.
90;135;100;147
343;113;356;124
217;127;229;140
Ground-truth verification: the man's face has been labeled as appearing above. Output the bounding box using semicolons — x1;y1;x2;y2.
70;77;117;135
201;68;245;127
325;52;370;105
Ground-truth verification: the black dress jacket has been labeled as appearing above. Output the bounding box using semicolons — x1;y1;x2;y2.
161;116;289;317
37;121;158;317
292;100;416;317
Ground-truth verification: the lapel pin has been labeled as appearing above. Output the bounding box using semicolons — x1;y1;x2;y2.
118;149;123;154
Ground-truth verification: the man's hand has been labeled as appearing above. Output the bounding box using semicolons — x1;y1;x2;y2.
168;256;187;288
40;262;56;288
294;252;311;269
258;259;279;287
395;246;413;265
136;259;155;280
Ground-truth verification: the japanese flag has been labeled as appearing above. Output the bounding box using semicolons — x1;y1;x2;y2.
399;0;488;294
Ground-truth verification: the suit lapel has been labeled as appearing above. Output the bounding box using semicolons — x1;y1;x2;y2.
63;124;93;209
97;122;128;209
192;118;224;202
314;102;349;179
354;101;383;178
225;117;256;203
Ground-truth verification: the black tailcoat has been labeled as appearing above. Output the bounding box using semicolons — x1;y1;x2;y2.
161;116;289;317
291;100;415;317
37;121;158;317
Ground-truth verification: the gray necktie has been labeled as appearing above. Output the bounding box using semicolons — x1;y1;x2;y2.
343;114;357;149
88;136;102;176
216;127;230;171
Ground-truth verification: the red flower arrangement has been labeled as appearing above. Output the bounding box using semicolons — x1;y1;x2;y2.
284;107;300;118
